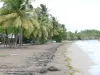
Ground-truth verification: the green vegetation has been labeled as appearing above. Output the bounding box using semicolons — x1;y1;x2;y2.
65;48;80;75
0;0;67;47
0;0;100;48
0;54;9;57
67;29;100;40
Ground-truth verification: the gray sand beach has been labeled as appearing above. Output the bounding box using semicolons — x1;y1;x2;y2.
67;43;94;75
0;42;94;75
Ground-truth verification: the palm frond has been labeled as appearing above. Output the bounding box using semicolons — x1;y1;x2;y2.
0;13;18;23
54;29;59;35
22;18;34;33
0;0;24;10
38;29;42;38
31;19;40;29
2;19;13;28
42;25;47;32
33;30;38;38
44;31;48;38
13;16;22;27
0;8;12;15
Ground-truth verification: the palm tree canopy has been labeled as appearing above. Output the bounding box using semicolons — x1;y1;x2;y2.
32;5;53;40
0;0;38;34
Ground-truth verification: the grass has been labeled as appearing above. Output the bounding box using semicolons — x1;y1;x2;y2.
0;54;9;57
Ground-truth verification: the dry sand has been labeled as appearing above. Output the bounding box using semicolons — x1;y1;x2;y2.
0;43;62;75
0;42;94;75
45;42;94;75
45;42;71;75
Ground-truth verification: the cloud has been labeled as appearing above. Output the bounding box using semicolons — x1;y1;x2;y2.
1;0;100;32
0;2;3;8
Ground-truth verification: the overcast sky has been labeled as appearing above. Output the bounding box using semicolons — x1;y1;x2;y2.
0;0;100;32
33;0;100;32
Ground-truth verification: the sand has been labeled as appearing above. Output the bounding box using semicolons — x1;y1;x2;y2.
0;43;63;75
67;43;94;75
45;42;71;75
45;42;94;75
0;42;94;75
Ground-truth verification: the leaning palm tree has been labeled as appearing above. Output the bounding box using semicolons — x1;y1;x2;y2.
0;0;38;47
31;5;53;44
51;17;59;37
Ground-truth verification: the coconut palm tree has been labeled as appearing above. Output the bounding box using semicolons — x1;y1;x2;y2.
0;0;38;47
30;4;53;44
51;17;59;37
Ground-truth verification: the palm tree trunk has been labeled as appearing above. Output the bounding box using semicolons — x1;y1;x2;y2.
19;26;23;47
5;28;8;47
11;34;14;48
19;33;20;47
15;34;18;47
4;37;6;48
14;27;18;48
20;28;23;46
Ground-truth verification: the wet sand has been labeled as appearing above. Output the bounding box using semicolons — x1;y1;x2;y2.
45;42;72;75
67;43;94;75
46;42;94;75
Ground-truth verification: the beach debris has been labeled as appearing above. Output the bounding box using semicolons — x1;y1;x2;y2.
5;72;35;75
38;68;48;74
48;66;60;71
10;54;18;56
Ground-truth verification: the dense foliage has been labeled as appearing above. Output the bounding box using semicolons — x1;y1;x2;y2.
0;0;67;47
67;30;100;40
0;0;100;48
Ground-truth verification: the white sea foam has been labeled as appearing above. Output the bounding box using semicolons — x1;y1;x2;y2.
75;40;100;75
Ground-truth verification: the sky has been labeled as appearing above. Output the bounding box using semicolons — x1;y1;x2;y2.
33;0;100;32
0;0;100;32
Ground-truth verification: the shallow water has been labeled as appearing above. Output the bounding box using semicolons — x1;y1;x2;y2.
75;40;100;75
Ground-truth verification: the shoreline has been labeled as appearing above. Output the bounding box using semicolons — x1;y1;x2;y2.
0;41;94;75
67;43;94;75
45;41;72;75
45;41;94;75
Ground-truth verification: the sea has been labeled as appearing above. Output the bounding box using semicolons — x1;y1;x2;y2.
75;40;100;75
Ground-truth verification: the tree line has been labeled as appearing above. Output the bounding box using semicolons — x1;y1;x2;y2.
67;29;100;40
0;0;100;48
0;0;67;47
